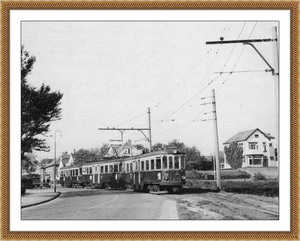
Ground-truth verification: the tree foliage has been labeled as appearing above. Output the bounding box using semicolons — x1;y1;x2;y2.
224;142;244;169
74;144;110;165
134;144;149;154
21;46;63;160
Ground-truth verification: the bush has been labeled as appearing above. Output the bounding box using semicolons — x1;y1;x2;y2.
253;172;267;181
222;180;278;197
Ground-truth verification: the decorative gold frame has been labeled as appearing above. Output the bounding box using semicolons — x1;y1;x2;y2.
1;1;299;240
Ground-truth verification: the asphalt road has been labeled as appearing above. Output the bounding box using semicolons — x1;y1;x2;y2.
21;188;179;220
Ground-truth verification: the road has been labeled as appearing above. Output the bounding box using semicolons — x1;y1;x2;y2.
21;188;179;220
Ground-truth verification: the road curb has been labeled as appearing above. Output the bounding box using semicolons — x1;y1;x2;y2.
21;192;61;209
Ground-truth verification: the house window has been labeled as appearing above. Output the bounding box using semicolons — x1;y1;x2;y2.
253;158;261;165
255;134;259;138
127;149;131;154
269;143;273;147
263;142;267;152
249;142;258;150
270;156;274;161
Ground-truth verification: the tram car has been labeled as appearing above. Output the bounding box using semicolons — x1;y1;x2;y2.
59;145;186;193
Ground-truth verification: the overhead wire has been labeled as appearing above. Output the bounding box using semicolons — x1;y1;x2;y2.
216;22;258;93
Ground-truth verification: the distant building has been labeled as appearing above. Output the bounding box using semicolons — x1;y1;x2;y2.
105;139;143;158
223;128;277;169
41;152;74;183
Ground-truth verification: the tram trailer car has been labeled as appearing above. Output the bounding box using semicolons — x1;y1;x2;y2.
60;165;90;187
98;160;126;189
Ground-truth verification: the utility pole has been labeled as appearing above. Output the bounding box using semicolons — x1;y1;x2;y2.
272;26;279;147
211;89;221;190
206;28;279;143
148;107;152;152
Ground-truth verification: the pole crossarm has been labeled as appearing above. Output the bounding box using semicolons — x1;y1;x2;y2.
206;38;277;75
98;127;150;131
206;38;276;45
98;127;151;142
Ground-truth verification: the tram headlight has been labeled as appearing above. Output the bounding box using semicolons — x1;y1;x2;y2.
181;176;186;180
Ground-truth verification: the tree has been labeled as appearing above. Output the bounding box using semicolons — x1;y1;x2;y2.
74;144;110;165
22;153;39;173
21;46;63;161
224;142;244;169
152;142;165;151
134;144;149;154
74;149;98;164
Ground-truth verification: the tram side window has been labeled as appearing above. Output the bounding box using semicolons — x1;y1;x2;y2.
174;156;179;169
130;163;133;172
163;156;168;169
114;164;118;173
126;163;129;172
105;165;108;173
156;158;161;170
151;159;155;170
100;166;104;173
181;156;185;169
141;161;144;171
109;165;113;173
119;163;123;172
95;166;97;173
146;160;149;170
76;169;78;176
80;168;82;175
90;167;93;174
169;156;173;169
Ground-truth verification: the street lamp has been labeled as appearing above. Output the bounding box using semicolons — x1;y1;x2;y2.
53;130;62;193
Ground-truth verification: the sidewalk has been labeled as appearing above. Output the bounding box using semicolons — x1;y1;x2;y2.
21;186;62;208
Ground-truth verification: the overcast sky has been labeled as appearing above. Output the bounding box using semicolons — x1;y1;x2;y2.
22;21;278;160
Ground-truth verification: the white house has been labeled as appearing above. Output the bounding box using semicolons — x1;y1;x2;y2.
42;152;74;183
105;139;143;158
223;128;277;169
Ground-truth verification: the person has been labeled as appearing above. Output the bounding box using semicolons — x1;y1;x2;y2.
46;178;50;188
43;179;46;188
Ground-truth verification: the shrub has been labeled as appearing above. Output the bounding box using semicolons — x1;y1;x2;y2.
253;172;267;181
222;180;278;197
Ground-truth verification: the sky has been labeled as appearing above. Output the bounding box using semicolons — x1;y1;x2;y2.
21;21;279;160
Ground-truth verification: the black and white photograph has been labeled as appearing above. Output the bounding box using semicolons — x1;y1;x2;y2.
19;19;281;222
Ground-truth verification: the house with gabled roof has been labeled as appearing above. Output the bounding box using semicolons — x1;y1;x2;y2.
105;139;143;158
41;152;74;184
223;128;277;169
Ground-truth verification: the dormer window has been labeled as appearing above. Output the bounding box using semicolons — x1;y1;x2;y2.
255;134;259;138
